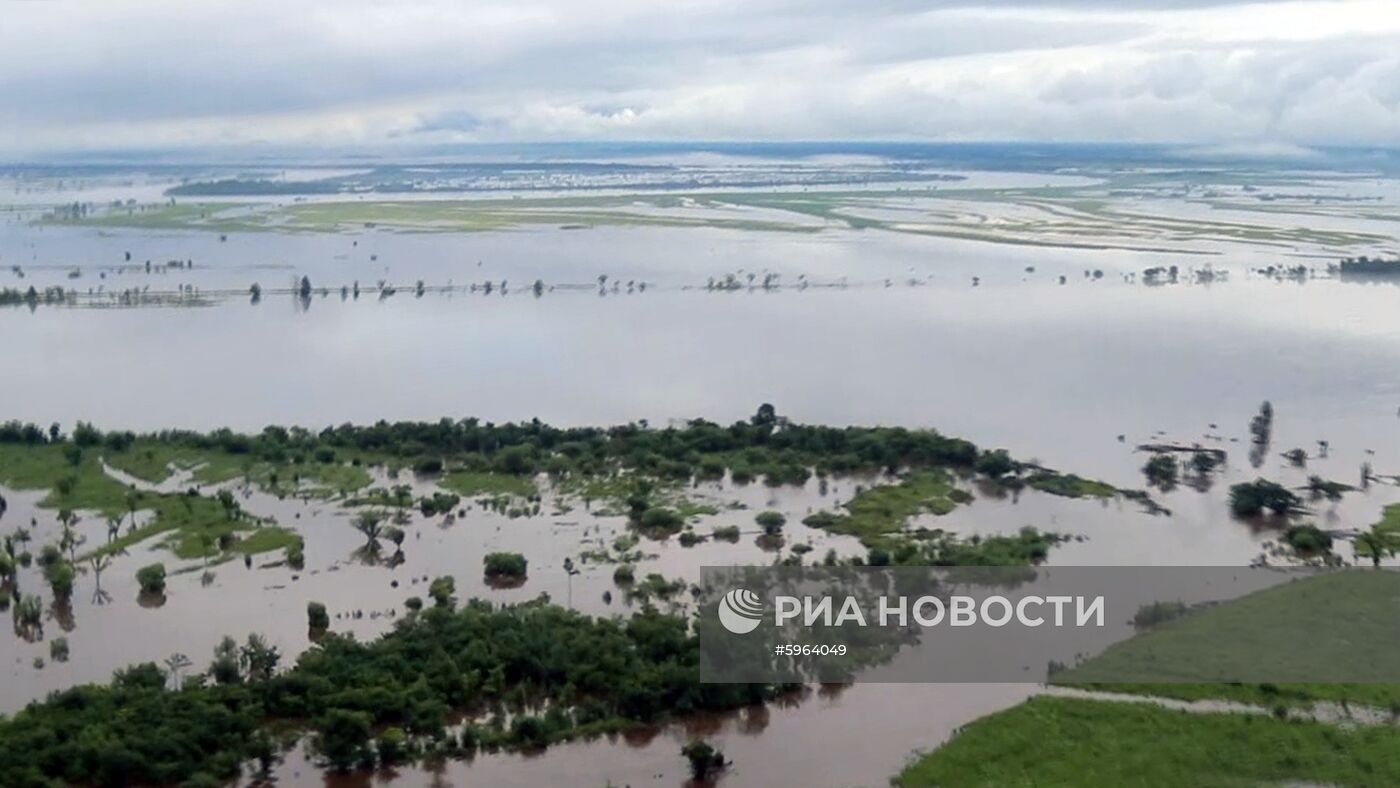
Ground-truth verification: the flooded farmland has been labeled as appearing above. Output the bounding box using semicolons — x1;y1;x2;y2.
3;158;1400;786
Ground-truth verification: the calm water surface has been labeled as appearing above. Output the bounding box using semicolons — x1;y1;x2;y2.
3;215;1400;786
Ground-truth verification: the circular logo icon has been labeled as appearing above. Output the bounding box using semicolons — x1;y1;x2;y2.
718;588;764;634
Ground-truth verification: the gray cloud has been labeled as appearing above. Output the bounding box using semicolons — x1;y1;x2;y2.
0;0;1396;155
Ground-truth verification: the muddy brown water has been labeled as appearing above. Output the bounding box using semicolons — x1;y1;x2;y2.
4;184;1400;785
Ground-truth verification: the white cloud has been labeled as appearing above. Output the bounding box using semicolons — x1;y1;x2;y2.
1;0;1397;155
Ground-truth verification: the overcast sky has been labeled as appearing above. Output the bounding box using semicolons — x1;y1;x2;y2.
2;0;1398;156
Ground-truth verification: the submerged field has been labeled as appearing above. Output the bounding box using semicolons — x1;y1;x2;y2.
44;166;1400;257
2;413;1399;785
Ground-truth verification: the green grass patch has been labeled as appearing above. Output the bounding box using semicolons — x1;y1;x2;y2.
98;499;279;562
0;443;131;516
675;499;721;518
101;440;370;497
897;695;1400;787
227;526;301;556
287;462;373;498
0;443;299;561
806;471;961;546
104;441;252;485
1026;471;1117;499
1055;570;1400;708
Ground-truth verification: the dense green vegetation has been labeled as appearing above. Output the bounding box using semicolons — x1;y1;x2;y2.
1283;524;1332;555
897;695;1400;787
0;408;1106;567
1142;453;1178;488
483;552;527;580
2;407;983;499
0;599;779;787
1228;478;1301;517
135;563;166;594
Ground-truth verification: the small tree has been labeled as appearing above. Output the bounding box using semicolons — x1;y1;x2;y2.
1191;451;1221;475
125;489;142;529
639;507;682;532
1142;454;1178;488
209;636;242;685
216;489;240;521
429;575;456;608
755;511;787;536
352;510;385;547
286;541;305;570
383;526;406;551
682;740;727;780
1229;479;1300;517
14;594;42;632
484;552;528;579
44;561;75;599
239;634;280;681
136;562;167;594
975;449;1017;479
307;601;330;632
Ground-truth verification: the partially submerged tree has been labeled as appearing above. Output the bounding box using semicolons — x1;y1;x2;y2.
307;601;330;633
1229;479;1300;517
1142;454;1178;489
352;510;386;548
682;740;727;780
136;563;167;595
755;510;787;536
484;552;527;580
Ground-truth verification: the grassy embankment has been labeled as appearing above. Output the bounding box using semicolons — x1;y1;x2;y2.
897;695;1400;788
900;569;1400;786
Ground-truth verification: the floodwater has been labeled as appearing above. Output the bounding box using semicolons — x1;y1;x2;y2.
264;683;1038;788
4;172;1400;786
